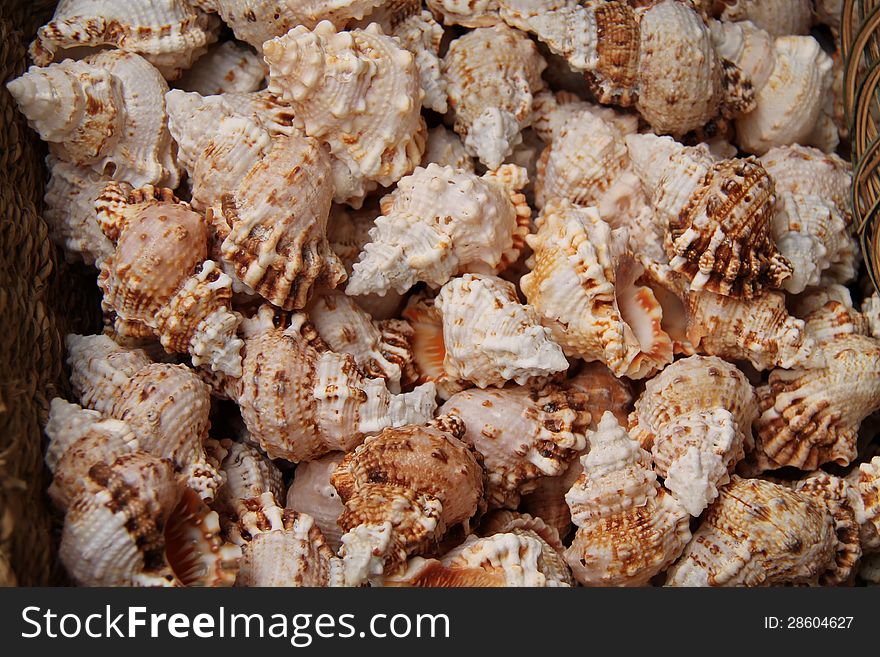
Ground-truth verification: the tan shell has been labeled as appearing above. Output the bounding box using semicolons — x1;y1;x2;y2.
435;274;568;389
521;200;673;379
865;293;880;341
43;157;114;266
45;398;139;511
60;453;240;586
401;291;466;400
563;412;691;586
265;21;425;207
710;18;777;95
795;285;870;343
65;333;223;500
331;417;485;585
531;90;639;145
421;126;474;172
439;379;592;509
7;51;180;187
713;0;813;37
665;477;836;586
848;457;880;554
286;452;346;552
96;182;244;376
236;510;343;586
228;307;437;463
193;0;383;49
755;334;880;471
443;23;546;169
308;291;415;393
30;0;220;79
346;163;530;296
174;41;267;95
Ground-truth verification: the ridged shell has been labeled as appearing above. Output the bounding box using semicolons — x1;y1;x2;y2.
96;182;243;376
755;334;880;471
712;0;813;37
435;274;568;389
443;23;546;169
563;412;691;587
421;126;474;172
796;285;870;343
30;0;220;79
7;51;180;187
666;477;836;586
66;333;223;500
174;41;267;95
331;417;485;585
848;457;880;554
521;200;673;379
531;90;639;145
710;19;777;97
43;157;114;266
439;380;591;509
230;308;437;462
286;452;346;552
236;510;343;586
346;163;530;296
265;21;425;207
401;291;465;400
478;510;571;586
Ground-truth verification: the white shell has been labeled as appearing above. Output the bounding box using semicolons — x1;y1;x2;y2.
174;41;267;95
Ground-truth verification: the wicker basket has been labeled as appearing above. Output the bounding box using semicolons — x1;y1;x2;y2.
0;0;100;587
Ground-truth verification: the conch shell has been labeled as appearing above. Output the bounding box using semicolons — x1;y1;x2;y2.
629;355;757;516
439;379;591;509
331;416;485;586
65;333;224;500
30;0;220;79
286;452;346;552
60;452;239;586
563;412;691;587
665;477;836;586
264;21;426;207
443;23;546;169
755;334;880;471
435;274;568;389
224;306;437;463
521;200;673;379
345;163;530;296
96;182;244;376
174;41;267;95
7;50;180;187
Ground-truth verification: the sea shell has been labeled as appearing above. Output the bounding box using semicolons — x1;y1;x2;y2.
236;509;343;587
44;398;139;511
521;200;673;379
331;416;485;585
29;0;220;80
174;41;267;95
563;412;691;587
712;0;813;37
264;21;426;207
286;452;346;552
439;379;591;509
401;291;466;400
864;293;880;340
814;0;844;37
308;291;415;393
192;0;383;49
710;18;777;95
96;182;244;376
212;129;346;310
43;157;114;266
226;307;437;462
421;126;474;172
7;51;180;187
628;355;757;515
435;274;568;389
848;457;880;554
754;334;880;471
443;23;546;169
60;453;240;586
735;36;834;154
795;472;862;586
796;286;870;343
345;163;530;296
665;477;836;586
66;333;223;500
530;90;639;145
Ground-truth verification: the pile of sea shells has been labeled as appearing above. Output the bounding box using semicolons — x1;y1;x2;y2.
11;0;880;586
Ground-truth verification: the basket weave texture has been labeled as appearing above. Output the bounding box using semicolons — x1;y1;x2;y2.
0;0;99;587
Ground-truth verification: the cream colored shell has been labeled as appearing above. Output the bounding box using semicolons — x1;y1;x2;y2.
712;0;813;37
286;452;346;552
174;41;267;95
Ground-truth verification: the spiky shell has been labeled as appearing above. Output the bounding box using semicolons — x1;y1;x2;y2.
7;51;180;187
443;23;546;169
666;477;836;586
29;0;220;79
755;334;880;471
346;163;530;296
265;21;425;207
286;452;346;552
521;200;673;379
